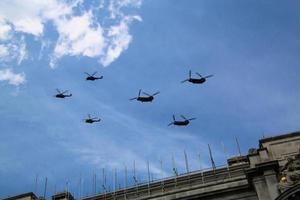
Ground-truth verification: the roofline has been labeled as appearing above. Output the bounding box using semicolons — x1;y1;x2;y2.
2;192;37;200
259;131;300;147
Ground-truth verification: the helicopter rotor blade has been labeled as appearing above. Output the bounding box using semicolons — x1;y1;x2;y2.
138;89;141;97
56;89;61;94
188;118;196;121
88;114;91;119
172;115;175;121
180;115;187;120
152;91;160;96
62;90;69;94
204;74;213;79
181;79;189;83
129;97;138;101
142;92;151;97
84;72;91;76
168;122;174;126
92;71;97;76
196;72;202;78
189;70;191;79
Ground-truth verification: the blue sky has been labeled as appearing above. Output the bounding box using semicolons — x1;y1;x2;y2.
0;0;300;198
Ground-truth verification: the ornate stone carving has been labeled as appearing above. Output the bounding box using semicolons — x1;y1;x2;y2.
279;149;300;192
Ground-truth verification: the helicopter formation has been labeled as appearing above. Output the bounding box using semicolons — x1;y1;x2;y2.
54;70;213;126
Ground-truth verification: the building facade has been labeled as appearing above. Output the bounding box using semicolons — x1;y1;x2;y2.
4;131;300;200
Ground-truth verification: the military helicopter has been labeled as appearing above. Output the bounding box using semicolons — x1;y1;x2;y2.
168;115;196;126
54;89;72;98
130;89;160;102
181;70;213;84
84;114;101;124
85;72;103;81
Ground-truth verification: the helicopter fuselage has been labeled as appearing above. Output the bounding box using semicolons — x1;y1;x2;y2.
85;119;101;123
189;78;206;84
137;96;154;102
174;120;189;126
55;94;72;98
86;76;102;81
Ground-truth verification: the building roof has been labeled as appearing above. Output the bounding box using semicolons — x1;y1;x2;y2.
2;192;37;200
259;131;300;147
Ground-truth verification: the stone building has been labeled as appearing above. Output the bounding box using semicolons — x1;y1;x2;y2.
4;131;300;200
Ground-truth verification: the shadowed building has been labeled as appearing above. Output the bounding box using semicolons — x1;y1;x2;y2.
4;131;300;200
82;131;300;200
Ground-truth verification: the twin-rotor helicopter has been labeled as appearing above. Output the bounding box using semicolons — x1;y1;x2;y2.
84;114;101;124
168;115;196;126
54;89;72;98
181;70;213;84
130;89;160;102
85;71;103;81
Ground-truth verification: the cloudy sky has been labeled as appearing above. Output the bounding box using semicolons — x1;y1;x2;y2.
0;0;300;198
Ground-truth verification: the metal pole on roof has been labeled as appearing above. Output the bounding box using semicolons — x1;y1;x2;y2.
221;142;231;178
184;150;190;173
34;174;38;194
159;158;165;193
147;160;151;196
198;153;204;184
208;144;216;172
43;177;48;199
235;136;242;156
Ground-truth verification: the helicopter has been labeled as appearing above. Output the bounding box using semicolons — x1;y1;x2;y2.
85;72;103;81
84;114;101;124
168;115;196;126
130;89;160;102
181;70;213;84
54;89;72;98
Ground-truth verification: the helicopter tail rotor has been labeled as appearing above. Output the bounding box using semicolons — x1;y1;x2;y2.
138;89;141;97
172;115;175;121
189;70;191;79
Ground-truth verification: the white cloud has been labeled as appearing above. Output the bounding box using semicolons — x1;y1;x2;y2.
0;37;28;64
101;15;142;66
108;0;142;19
17;37;28;65
0;19;12;40
0;45;9;57
0;0;74;36
51;11;105;67
0;68;26;86
0;0;142;68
